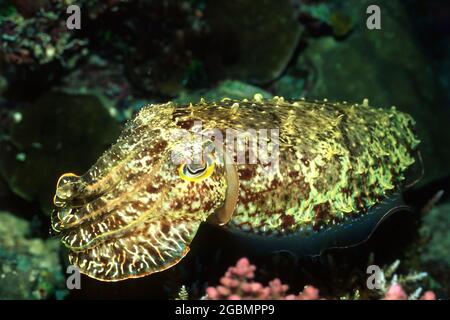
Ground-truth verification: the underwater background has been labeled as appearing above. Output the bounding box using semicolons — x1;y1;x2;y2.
0;0;449;300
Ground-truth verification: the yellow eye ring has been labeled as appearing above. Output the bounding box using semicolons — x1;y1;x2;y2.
179;159;215;182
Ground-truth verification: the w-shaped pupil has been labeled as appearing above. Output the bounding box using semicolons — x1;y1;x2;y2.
186;162;207;175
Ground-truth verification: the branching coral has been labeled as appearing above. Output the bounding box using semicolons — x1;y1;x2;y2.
0;0;127;66
371;259;436;300
384;283;435;300
205;258;321;300
0;1;86;66
205;258;436;300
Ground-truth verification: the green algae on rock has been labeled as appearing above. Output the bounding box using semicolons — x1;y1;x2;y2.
420;202;450;297
0;211;67;300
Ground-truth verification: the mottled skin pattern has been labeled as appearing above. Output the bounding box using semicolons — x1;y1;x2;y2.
51;95;420;281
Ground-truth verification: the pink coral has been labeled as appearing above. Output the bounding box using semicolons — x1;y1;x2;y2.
384;284;408;300
206;258;321;300
383;284;436;300
420;291;436;300
205;258;437;300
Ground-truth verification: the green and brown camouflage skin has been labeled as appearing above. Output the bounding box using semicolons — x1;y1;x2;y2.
51;95;420;281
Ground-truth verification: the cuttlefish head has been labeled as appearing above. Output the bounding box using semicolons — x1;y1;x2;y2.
51;125;239;281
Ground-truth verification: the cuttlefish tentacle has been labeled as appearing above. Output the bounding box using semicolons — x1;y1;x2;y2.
51;127;174;233
53;129;164;203
52;149;166;238
53;104;176;210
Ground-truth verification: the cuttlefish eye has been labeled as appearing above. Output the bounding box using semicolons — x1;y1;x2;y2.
178;154;215;182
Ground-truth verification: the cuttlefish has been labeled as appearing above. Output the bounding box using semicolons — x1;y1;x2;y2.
51;95;421;281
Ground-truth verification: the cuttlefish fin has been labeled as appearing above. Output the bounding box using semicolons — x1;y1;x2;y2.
225;192;412;258
69;216;201;281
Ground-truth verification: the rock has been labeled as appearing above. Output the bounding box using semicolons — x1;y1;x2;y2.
420;202;450;297
0;211;67;299
421;202;450;266
204;0;302;84
0;74;7;94
0;91;121;214
59;55;156;122
298;2;353;38
272;71;306;100
0;177;10;197
119;1;208;97
329;11;353;37
299;0;450;185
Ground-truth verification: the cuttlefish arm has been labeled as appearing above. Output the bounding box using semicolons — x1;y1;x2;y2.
53;152;208;281
68;216;202;281
52;117;236;281
69;161;240;282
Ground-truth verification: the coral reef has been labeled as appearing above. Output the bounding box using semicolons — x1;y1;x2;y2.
368;259;437;300
384;284;435;300
0;0;86;66
0;211;67;299
0;0;448;300
205;258;437;300
57;54;140;121
115;0;208;96
0;0;128;67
